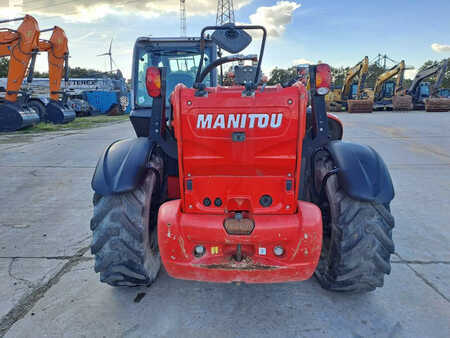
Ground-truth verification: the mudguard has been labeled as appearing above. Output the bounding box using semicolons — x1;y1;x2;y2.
91;137;154;195
327;141;394;204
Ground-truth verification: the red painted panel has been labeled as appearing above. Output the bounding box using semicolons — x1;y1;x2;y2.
167;176;180;199
158;200;322;283
171;84;308;214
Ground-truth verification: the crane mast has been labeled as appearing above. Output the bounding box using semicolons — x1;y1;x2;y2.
216;0;235;25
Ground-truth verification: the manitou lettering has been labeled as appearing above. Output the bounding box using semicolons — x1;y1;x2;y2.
196;113;283;129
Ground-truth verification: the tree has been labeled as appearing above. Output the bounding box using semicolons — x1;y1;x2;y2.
33;71;49;78
330;66;347;89
68;67;110;78
267;66;298;86
0;57;9;77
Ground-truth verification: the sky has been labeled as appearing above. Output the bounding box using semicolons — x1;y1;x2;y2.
1;0;449;79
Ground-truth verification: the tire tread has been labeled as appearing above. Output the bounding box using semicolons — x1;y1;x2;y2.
315;158;395;293
90;174;160;287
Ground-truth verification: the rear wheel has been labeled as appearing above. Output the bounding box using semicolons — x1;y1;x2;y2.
314;155;395;292
90;171;161;287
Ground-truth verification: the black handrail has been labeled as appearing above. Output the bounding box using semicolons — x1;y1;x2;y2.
194;25;267;89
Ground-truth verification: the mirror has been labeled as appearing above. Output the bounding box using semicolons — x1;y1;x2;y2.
211;24;252;54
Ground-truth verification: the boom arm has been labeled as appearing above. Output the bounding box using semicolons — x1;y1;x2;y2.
0;15;40;102
407;59;448;96
38;26;69;101
431;59;448;97
341;56;369;100
373;60;405;100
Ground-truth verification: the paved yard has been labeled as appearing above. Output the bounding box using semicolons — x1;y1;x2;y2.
0;111;449;337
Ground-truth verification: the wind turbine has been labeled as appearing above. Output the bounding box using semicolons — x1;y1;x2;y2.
97;39;115;73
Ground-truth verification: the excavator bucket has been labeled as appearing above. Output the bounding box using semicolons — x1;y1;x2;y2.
0;101;40;132
392;95;413;111
45;100;76;124
425;98;450;112
347;99;373;113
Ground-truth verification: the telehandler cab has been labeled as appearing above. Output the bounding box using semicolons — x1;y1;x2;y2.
91;25;395;293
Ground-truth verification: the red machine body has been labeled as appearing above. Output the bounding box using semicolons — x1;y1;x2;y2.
157;83;323;283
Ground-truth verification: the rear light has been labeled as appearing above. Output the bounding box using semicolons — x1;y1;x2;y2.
145;66;161;97
223;217;255;235
315;63;331;95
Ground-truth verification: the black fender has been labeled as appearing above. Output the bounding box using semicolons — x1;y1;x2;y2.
327;141;394;204
92;137;154;195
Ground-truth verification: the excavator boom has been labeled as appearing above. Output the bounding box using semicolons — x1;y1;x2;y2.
431;59;448;96
374;60;405;100
341;56;373;113
1;15;39;102
0;15;40;131
407;60;447;96
423;59;450;112
37;26;75;123
39;26;69;101
341;56;369;100
373;60;413;111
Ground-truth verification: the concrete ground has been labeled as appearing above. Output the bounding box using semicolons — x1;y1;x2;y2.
0;111;449;338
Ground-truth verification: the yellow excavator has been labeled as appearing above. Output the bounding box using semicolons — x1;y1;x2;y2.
371;60;412;110
326;56;373;113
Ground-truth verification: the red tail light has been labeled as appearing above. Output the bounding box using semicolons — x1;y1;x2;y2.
146;67;161;97
315;63;331;95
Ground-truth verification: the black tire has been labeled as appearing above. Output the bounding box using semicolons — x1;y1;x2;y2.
314;155;395;293
29;100;46;121
90;173;161;287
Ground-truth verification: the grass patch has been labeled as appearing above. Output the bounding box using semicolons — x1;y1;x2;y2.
17;115;130;134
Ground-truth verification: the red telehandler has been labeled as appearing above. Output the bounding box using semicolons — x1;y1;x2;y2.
90;25;395;293
0;15;40;131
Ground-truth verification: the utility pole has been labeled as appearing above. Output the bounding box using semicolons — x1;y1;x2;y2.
216;0;235;85
216;0;235;25
180;0;187;36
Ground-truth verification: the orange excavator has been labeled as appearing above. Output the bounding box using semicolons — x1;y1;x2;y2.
36;26;75;123
0;15;40;131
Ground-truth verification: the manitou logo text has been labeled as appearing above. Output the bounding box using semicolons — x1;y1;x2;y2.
196;113;283;129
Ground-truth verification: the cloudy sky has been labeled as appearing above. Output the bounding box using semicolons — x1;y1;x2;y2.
1;0;449;78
